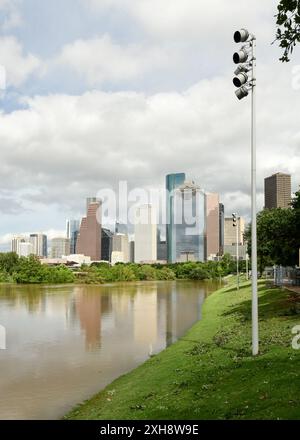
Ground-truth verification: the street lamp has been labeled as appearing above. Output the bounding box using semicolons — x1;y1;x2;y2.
232;213;239;290
233;28;259;356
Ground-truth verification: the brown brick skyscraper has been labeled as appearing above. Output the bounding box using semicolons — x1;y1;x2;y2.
264;173;291;209
76;202;101;260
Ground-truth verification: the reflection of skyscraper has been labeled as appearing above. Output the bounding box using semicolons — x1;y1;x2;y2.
66;220;80;254
166;173;186;263
75;287;102;351
171;181;206;263
165;283;203;345
133;288;158;346
76;202;102;261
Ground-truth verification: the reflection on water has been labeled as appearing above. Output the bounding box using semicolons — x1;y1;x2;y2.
0;280;221;420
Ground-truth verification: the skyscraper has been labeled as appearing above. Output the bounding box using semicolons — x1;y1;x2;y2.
224;217;245;246
134;205;157;263
264;172;292;209
112;233;129;263
101;228;113;262
206;193;220;259
66;219;80;254
29;234;48;258
166;173;186;263
219;203;225;256
86;197;101;212
76;202;102;261
51;238;71;258
170;181;206;263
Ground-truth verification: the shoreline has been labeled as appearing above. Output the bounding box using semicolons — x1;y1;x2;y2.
64;279;300;420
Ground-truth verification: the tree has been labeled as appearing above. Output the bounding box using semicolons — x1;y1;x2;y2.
275;0;300;61
245;199;300;273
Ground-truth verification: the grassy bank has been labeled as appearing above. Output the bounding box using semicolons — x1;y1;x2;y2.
65;279;300;420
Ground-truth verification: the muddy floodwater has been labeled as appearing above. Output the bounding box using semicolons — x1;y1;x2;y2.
0;280;221;420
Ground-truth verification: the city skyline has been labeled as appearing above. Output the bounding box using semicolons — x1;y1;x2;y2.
0;1;299;252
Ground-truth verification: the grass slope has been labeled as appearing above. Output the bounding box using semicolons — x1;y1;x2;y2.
65;280;300;420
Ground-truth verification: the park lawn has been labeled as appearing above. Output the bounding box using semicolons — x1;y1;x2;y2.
65;279;300;420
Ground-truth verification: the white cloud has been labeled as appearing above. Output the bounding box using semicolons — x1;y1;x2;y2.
0;36;41;87
54;34;176;86
0;0;22;31
0;62;299;236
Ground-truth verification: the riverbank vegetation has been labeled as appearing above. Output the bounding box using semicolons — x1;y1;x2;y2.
65;279;300;420
0;252;242;284
0;250;251;285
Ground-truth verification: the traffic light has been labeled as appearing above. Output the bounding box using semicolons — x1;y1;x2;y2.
232;213;238;227
233;28;254;100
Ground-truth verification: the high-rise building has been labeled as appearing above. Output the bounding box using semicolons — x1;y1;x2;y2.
11;236;25;255
157;228;167;261
112;233;129;263
19;242;34;257
219;203;225;256
115;222;128;235
134;205;157;263
166;173;186;263
129;241;135;263
206;193;220;259
224;217;245;246
29;234;48;258
86;197;101;212
66;220;80;254
170;181;206;263
101;228;113;262
51;238;71;258
76;202;102;261
264;172;291;209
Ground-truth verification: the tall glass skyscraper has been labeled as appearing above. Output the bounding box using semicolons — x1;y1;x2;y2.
66;220;80;254
166;173;186;263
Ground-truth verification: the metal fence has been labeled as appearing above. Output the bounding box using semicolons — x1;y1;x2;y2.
265;266;300;287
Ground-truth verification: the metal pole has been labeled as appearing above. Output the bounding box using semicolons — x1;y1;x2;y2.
236;218;239;290
251;37;259;356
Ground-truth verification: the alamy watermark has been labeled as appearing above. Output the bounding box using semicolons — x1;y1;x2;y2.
292;325;300;350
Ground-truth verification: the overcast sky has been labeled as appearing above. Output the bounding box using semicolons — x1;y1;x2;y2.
0;0;299;250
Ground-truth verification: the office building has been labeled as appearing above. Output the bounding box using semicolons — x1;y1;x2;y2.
101;228;113;262
264;172;291;209
51;238;70;259
11;236;25;255
30;234;48;258
170;181;206;263
86;197;101;212
166;173;186;263
219;203;225;256
115;222;128;235
134;205;157;264
157;229;167;262
129;241;135;263
66;219;80;254
112;233;129;263
224;217;245;246
19;242;34;257
206;193;220;259
76;202;102;261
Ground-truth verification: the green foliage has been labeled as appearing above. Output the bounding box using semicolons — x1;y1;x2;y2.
275;0;300;61
0;252;19;275
12;255;75;284
245;193;300;272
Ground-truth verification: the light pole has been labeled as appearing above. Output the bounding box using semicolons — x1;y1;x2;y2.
233;28;259;356
232;213;239;290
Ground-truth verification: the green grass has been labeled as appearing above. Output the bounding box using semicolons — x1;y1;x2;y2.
65;280;300;420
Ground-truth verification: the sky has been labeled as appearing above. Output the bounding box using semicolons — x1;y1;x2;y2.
0;0;299;250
